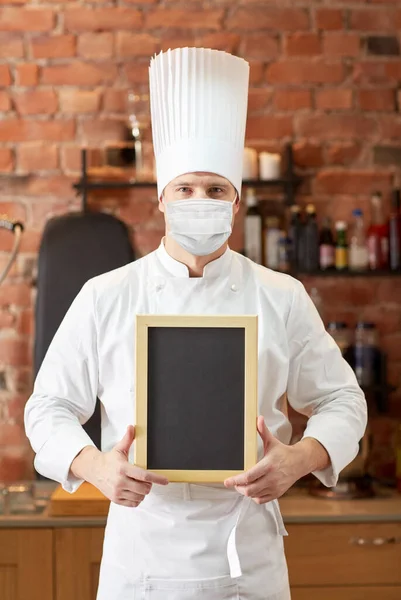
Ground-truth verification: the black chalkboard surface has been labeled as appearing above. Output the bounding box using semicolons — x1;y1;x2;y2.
135;315;258;483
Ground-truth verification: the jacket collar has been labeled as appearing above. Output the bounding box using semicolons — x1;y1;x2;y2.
155;238;233;279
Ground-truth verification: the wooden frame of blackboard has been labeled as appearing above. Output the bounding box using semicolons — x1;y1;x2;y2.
135;314;258;483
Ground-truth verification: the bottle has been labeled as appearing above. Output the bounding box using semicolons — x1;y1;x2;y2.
396;424;401;493
327;322;351;356
389;189;401;271
367;191;389;270
278;231;289;273
335;221;348;271
264;216;281;270
354;322;378;388
349;209;369;272
299;204;319;273
244;188;263;264
287;205;302;271
319;216;335;271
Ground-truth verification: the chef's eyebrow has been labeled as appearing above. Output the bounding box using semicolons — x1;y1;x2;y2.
173;180;229;188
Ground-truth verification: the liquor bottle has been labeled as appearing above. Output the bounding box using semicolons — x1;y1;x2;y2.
264;216;281;270
299;204;319;273
287;205;302;271
335;221;348;271
367;191;389;270
389;189;401;271
319;216;335;271
349;209;369;272
244;188;263;264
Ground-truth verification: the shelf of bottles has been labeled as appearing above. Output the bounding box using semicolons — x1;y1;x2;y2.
245;188;401;277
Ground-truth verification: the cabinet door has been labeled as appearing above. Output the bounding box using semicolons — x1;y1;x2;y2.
55;527;105;600
291;587;401;600
285;522;401;586
0;529;53;600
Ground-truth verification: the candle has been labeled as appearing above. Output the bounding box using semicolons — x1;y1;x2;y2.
259;152;281;180
243;147;258;180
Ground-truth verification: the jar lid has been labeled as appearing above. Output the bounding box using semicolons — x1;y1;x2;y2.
327;321;348;330
356;321;376;329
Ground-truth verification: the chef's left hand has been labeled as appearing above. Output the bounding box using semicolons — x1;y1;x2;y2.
224;416;329;504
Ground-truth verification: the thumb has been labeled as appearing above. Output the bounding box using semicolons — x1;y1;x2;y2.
114;425;135;457
257;416;276;456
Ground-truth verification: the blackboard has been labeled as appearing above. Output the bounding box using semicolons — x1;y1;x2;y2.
135;315;258;483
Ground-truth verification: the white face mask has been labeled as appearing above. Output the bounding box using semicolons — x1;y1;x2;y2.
164;196;237;256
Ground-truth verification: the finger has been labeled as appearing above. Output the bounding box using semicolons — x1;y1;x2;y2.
120;490;146;504
114;425;136;456
125;463;169;486
117;499;141;508
235;476;271;498
224;459;269;488
121;478;151;496
252;495;274;505
257;417;275;455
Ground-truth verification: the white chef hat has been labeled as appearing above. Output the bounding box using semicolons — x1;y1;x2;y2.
149;47;250;199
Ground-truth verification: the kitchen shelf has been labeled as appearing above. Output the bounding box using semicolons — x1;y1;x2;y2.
294;269;401;277
73;144;302;211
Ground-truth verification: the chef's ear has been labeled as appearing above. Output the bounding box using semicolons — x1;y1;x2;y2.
233;192;240;215
158;192;165;214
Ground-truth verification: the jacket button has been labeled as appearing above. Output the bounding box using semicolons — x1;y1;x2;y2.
231;284;238;292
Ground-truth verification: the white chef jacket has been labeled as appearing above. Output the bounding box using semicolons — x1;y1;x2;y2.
25;240;367;600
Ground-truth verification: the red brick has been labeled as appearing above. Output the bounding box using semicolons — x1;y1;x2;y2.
59;89;101;113
0;423;27;447
358;89;395;111
293;142;324;168
398;90;401;111
17;308;33;337
247;89;272;113
0;119;75;142
316;9;344;31
0;309;14;330
0;90;10;111
24;176;73;198
123;63;149;84
30;34;76;59
13;89;58;115
323;33;360;57
246;115;293;140
0;64;11;86
103;89;128;113
227;8;309;31
15;64;38;86
29;197;74;226
353;60;401;85
386;62;401;80
249;61;264;84
273;89;312;111
0;283;31;307
42;62;117;85
296;114;377;139
315;170;392;195
197;33;240;54
266;60;344;85
285;33;321;57
77;33;113;59
380;116;401;140
377;279;401;303
360;305;401;337
116;32;160;57
0;8;54;32
160;35;195;53
382;334;401;362
145;9;223;30
65;7;142;31
81;119;126;144
0;201;25;225
315;89;353;110
350;9;398;32
0;148;13;172
326;142;362;166
0;454;33;483
0;34;24;58
241;34;279;59
17;142;58;172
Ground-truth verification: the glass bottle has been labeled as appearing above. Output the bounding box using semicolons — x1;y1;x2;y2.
244;188;263;264
389;189;401;271
335;221;348;271
327;322;351;356
354;322;378;388
264;216;281;270
299;204;319;273
367;191;389;270
319;216;335;271
349;209;369;272
287;205;302;271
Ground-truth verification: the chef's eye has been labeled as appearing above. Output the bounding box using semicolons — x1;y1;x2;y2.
176;187;192;194
209;187;224;195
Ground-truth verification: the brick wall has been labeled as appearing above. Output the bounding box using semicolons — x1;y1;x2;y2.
0;1;401;482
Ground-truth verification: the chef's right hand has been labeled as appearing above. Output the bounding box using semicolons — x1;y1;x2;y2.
73;425;169;508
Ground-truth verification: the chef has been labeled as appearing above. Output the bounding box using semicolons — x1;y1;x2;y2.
25;48;367;600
